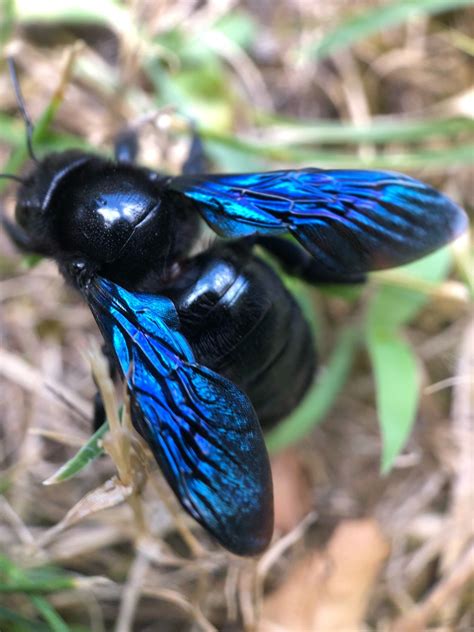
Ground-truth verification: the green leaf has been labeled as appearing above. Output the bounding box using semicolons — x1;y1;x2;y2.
366;329;420;473
266;325;359;453
365;247;453;471
369;247;452;330
43;422;108;485
307;0;474;60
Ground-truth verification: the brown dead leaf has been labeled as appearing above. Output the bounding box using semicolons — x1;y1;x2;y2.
37;476;134;548
260;518;390;632
59;476;134;527
271;448;314;534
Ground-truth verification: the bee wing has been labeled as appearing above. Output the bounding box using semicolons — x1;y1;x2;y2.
83;276;273;556
170;169;467;276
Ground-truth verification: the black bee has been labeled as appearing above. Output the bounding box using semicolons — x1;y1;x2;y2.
1;60;467;555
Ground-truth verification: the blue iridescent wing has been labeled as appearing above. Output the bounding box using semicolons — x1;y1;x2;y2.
170;169;467;276
83;276;273;556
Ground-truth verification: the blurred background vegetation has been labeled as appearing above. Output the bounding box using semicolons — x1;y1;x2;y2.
0;1;472;631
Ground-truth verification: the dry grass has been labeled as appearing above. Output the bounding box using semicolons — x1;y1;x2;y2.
0;1;472;630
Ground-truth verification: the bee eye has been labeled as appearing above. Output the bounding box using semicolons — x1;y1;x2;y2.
15;200;36;227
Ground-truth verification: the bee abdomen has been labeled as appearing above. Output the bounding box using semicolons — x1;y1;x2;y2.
171;245;316;427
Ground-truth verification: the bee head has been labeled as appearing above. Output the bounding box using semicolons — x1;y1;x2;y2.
15;151;176;278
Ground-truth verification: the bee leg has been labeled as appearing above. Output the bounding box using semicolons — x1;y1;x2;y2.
181;127;208;175
256;235;367;285
92;344;118;432
92;392;106;433
114;128;139;164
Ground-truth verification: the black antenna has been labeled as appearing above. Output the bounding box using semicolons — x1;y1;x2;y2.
7;57;39;164
0;173;25;184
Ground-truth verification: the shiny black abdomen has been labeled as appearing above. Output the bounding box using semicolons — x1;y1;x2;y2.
167;244;316;427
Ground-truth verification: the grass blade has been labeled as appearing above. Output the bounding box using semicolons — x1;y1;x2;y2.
368;247;453;330
254;116;474;146
0;555;76;594
200;129;474;169
365;248;454;471
366;329;420;473
43;422;108;485
0;606;50;631
0;45;82;195
307;0;474;60
29;596;72;632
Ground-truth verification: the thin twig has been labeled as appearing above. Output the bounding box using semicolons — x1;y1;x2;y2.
392;544;474;632
115;548;150;632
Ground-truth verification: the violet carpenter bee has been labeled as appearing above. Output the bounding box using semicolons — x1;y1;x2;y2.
1;59;467;556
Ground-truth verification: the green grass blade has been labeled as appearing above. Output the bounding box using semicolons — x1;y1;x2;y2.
29;596;71;632
0;579;75;593
200;129;474;169
0;114;26;145
1;47;89;200
0;555;76;594
0;0;15;45
365;247;453;471
308;0;474;60
366;329;420;473
43;422;108;485
254;116;474;145
369;247;453;330
0;606;50;632
266;325;359;453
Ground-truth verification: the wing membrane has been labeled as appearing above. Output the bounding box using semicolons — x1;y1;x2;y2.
171;169;467;276
83;276;273;555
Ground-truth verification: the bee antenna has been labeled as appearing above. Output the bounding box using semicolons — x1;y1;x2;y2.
7;57;39;164
0;173;25;184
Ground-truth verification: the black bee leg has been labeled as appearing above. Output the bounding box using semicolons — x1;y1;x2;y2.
181;127;208;175
92;344;118;432
114;128;139;164
256;235;367;285
92;392;106;433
